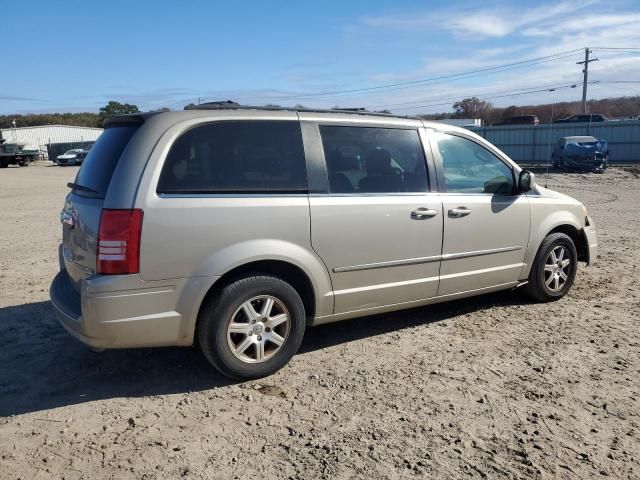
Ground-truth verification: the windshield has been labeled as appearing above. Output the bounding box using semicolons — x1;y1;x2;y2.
73;126;138;197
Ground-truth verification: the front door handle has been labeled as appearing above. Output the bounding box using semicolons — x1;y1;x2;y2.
411;208;438;219
448;207;472;217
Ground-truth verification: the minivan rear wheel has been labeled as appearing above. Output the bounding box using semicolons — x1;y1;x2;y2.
524;232;577;302
198;275;306;379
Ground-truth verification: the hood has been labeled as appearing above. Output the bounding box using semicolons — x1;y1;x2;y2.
535;185;581;203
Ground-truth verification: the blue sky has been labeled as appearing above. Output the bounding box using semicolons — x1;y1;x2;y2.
2;0;639;115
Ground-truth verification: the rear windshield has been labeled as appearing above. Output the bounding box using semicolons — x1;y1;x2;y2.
73;126;138;196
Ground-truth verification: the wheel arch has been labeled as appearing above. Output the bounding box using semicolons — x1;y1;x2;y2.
547;224;588;263
187;240;335;340
199;259;318;320
521;210;588;278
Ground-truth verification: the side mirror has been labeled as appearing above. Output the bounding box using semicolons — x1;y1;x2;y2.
518;170;534;193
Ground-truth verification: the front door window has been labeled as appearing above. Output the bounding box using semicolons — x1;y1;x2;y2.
435;133;514;195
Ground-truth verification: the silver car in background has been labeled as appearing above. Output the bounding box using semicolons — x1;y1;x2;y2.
56;149;88;166
50;105;598;379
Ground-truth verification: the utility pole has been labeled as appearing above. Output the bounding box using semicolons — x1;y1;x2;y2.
577;47;598;114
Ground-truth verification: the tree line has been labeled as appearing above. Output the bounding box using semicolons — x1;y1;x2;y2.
0;101;140;129
424;95;640;125
2;96;639;129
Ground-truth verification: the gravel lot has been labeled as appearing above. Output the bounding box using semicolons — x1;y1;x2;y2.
1;165;639;480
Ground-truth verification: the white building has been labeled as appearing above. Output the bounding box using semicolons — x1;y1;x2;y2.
0;125;103;158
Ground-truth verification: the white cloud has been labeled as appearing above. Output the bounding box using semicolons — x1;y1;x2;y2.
522;12;640;36
338;0;640;113
362;0;598;38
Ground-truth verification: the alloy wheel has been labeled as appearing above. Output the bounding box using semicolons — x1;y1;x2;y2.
226;295;290;363
544;246;572;292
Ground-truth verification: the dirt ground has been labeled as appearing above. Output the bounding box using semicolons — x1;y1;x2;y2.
0;164;638;480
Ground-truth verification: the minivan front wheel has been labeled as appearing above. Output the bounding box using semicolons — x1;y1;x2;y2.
198;275;306;379
524;233;577;302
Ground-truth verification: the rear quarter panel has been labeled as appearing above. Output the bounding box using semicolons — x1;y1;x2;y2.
133;114;334;320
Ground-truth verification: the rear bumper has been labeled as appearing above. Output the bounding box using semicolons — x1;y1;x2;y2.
50;270;89;344
50;268;216;349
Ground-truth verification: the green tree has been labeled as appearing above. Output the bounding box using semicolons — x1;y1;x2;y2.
0;112;101;128
98;101;140;125
502;105;521;119
452;97;493;120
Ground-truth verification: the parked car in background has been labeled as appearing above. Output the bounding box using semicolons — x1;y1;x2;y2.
554;114;609;123
56;149;88;166
552;136;609;172
50;105;598;379
493;115;539;126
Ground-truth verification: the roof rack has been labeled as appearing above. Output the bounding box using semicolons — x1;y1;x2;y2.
184;101;419;120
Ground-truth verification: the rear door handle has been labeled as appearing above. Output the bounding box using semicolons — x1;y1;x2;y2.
448;207;472;217
411;208;438;219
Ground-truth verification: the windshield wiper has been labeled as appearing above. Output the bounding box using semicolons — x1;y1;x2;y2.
67;182;98;194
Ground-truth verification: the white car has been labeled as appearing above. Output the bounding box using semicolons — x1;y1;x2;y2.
56;149;87;166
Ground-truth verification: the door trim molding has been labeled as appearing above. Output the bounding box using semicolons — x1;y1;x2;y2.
333;255;441;273
442;245;522;261
333;245;521;273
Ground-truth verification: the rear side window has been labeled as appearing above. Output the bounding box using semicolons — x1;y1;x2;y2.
157;121;307;194
74;126;138;196
319;126;428;194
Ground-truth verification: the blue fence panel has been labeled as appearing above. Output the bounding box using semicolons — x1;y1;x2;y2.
470;120;640;164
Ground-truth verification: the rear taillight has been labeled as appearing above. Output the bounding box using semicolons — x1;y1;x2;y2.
97;209;144;275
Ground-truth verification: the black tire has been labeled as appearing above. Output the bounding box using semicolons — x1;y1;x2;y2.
560;159;568;172
0;161;8;169
198;275;306;379
524;232;578;302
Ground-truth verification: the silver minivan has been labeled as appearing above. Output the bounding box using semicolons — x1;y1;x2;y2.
51;105;598;379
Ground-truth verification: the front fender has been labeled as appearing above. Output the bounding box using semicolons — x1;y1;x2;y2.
520;206;584;279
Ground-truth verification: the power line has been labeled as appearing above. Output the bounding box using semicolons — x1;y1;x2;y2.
148;46;634;111
386;83;581;112
591;47;640;51
258;49;584;100
186;51;583;106
366;81;583;110
384;80;639;113
594;80;640;84
592;83;639;94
